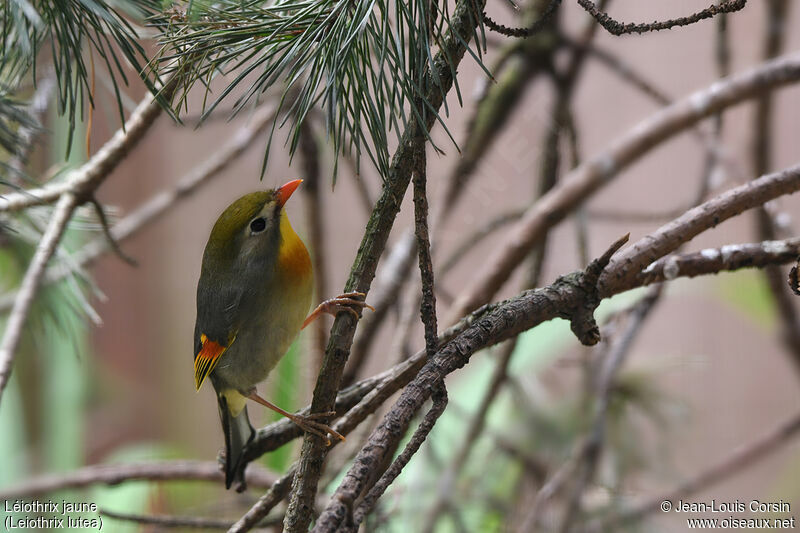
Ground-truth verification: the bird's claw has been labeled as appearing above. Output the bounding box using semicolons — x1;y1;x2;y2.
289;413;345;446
302;292;374;329
246;392;344;445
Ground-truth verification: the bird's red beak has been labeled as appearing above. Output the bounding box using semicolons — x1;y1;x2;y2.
276;179;303;208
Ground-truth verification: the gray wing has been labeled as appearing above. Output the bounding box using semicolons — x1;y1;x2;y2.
194;274;244;356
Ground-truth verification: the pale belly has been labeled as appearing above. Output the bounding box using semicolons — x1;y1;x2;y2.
211;279;312;393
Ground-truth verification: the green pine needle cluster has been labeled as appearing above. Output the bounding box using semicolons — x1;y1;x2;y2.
1;0;487;183
1;0;159;158
151;0;483;180
0;90;39;181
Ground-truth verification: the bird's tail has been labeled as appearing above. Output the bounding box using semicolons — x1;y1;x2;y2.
217;392;255;490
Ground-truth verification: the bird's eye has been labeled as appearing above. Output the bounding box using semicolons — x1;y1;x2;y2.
249;217;266;234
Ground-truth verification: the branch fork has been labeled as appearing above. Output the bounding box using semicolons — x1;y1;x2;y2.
556;233;630;346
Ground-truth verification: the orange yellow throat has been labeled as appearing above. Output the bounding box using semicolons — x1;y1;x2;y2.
277;210;312;283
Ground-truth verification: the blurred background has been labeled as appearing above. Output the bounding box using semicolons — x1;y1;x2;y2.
2;0;800;531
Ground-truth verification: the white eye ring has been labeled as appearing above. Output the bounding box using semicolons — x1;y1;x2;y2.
249;217;267;234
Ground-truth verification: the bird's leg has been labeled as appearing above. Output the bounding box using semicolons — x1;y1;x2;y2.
302;292;375;329
246;391;344;445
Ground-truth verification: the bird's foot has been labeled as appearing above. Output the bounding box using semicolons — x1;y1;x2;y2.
246;392;344;445
302;292;374;329
286;412;345;446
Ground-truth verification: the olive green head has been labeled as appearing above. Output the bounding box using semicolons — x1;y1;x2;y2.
201;180;302;272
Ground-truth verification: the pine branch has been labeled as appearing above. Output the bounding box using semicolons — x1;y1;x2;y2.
150;0;484;181
0;0;160;153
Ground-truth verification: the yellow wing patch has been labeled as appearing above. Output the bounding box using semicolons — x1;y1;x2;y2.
194;334;228;391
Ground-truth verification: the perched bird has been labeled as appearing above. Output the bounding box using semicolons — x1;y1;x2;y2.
193;179;371;489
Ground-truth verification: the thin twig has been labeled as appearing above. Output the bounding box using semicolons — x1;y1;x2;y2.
102;508;281;530
0;461;279;499
637;238;800;287
299;116;328;374
87;197;137;266
422;340;516;533
0;193;77;405
749;0;800;373
411;142;438;360
1;84;175;213
600;165;800;295
556;286;663;533
351;133;446;527
228;467;298;532
577;0;746;36
586;411;800;532
482;0;561;38
353;387;448;527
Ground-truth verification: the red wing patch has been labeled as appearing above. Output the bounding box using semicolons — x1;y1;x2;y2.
194;334;227;390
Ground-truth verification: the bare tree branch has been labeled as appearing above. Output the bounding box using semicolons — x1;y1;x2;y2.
636;238;800;287
482;0;562;38
0;86;173;213
449;51;800;323
600;164;800;295
577;0;746;36
422;340;516;533
347;131;447;528
313;235;629;533
0;461;278;499
352;387;448;529
101;508;281;530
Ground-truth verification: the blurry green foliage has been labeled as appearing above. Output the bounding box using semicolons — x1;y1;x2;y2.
714;270;776;329
264;335;303;472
